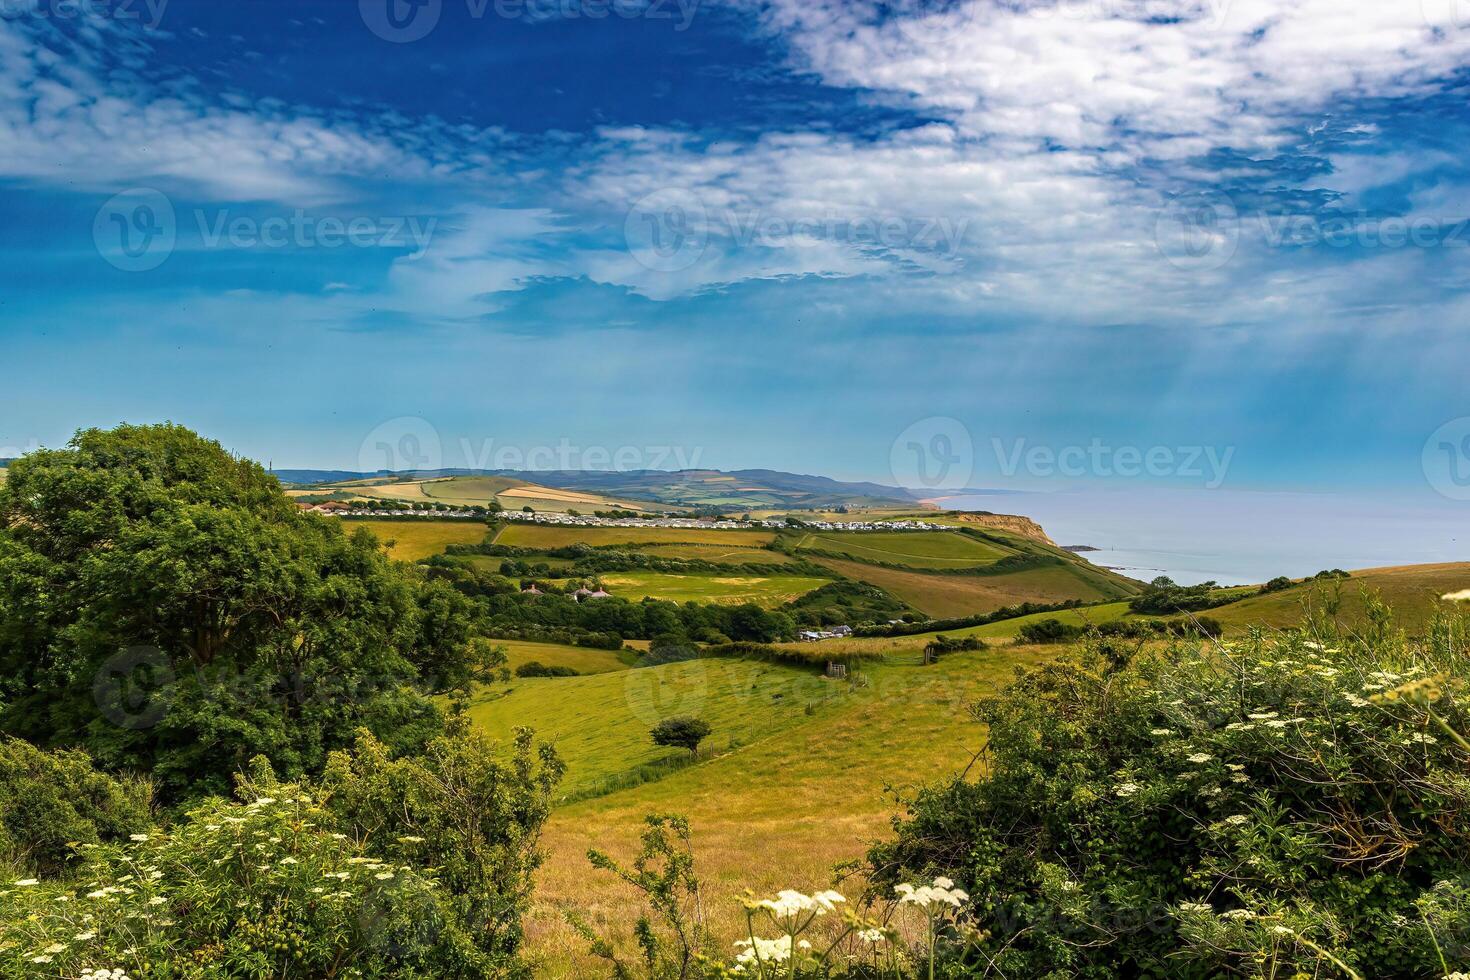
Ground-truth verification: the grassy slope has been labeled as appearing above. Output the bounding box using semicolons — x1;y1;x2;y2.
811;555;1126;618
632;543;800;565
598;571;831;607
340;518;489;560
1207;563;1470;632
453;553;579;573
522;646;1060;976
492;639;634;676
775;601;1138;658
307;475;656;513
495;524;775;549
466;659;852;800
794;530;1012;568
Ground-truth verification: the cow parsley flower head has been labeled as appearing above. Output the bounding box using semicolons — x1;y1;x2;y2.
734;935;795;965
755;888;845;919
895;878;969;908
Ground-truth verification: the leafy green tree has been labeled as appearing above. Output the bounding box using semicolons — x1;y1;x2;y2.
0;424;478;799
650;717;711;757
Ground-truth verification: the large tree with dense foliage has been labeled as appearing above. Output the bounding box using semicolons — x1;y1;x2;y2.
0;424;480;799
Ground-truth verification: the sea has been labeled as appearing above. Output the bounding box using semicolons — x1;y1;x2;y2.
939;488;1470;586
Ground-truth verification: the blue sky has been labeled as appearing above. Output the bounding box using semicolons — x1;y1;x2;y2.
3;0;1470;497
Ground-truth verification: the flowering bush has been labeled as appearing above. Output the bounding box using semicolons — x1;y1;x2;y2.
0;723;560;978
0;788;478;978
319;721;564;966
872;602;1470;977
574;816;980;979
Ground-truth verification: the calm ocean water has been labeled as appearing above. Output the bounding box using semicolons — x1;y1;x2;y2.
940;488;1470;586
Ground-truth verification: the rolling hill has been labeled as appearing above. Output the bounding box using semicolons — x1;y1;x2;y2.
273;466;1014;513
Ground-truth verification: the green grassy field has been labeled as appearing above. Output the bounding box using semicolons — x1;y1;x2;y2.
340;518;489;560
793;530;1013;568
467;658;853;800
494;523;775;549
632;542;800;565
1206;563;1470;632
453;553;579;573
305;475;657;514
492;639;634;676
519;645;1061;976
598;571;831;606
420;475;530;503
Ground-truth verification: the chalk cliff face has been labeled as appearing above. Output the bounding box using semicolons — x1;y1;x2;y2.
947;511;1055;545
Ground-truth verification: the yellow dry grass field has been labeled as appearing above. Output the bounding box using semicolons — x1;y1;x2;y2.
519;645;1059;977
498;485;618;505
341;519;489;560
495;524;776;549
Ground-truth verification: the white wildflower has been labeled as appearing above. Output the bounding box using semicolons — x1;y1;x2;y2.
734;935;794;965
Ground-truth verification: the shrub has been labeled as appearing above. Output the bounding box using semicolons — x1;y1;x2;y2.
0;739;151;879
1129;582;1225;615
650;717;712;757
0;782;485;978
1015;618;1083;644
515;661;580;678
871;605;1470;977
318;722;564;968
922;634;985;661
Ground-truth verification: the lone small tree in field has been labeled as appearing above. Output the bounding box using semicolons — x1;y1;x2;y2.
650;717;712;758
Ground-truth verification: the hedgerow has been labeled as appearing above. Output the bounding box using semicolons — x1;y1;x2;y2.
871;601;1470;977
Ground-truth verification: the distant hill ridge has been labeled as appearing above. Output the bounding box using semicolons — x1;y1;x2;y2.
270;466;1005;510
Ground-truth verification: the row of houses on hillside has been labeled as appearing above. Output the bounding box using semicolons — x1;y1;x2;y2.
797;625;854;641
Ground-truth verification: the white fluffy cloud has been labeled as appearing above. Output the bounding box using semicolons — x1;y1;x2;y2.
527;0;1470;329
